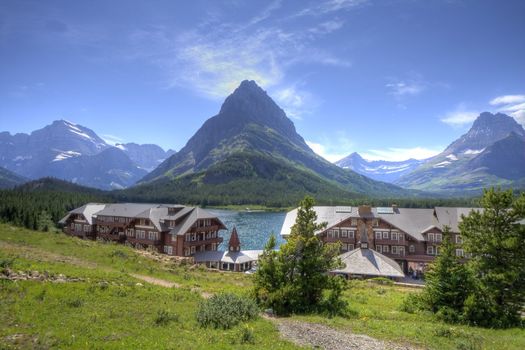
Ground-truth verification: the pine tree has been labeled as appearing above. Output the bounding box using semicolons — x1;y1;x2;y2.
254;196;344;315
420;226;473;322
459;188;525;328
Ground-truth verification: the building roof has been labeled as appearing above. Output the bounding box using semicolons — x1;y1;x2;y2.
60;202;226;236
280;205;482;242
59;203;107;225
193;250;263;265
228;227;241;250
332;248;405;278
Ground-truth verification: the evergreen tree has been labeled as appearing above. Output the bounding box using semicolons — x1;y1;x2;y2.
420;226;473;323
254;196;344;315
459;188;525;328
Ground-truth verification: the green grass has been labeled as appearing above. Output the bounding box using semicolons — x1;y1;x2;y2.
293;280;525;350
1;224;524;349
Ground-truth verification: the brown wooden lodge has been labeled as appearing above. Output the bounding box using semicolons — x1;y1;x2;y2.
59;203;226;257
280;205;474;274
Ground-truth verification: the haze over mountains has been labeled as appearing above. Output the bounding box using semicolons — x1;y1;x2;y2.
1;83;524;198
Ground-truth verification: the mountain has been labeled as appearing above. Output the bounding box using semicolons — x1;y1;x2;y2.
45;147;148;190
115;143;176;171
0;166;27;189
395;112;525;193
335;152;425;183
0;120;173;190
132;80;408;205
0;119;109;179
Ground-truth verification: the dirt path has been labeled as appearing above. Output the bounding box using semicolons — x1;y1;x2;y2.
129;274;181;288
272;318;420;350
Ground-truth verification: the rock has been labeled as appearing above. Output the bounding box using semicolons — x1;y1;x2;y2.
135;283;143;287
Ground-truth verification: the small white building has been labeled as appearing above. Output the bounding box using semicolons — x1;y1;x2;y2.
193;227;262;272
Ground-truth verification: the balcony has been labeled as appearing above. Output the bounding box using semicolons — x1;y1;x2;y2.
187;225;220;233
184;236;223;246
324;236;357;243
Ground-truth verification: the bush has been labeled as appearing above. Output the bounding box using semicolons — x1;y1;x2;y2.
196;293;259;329
154;309;180;326
436;306;460;324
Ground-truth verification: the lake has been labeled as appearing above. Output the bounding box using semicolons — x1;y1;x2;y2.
207;209;287;250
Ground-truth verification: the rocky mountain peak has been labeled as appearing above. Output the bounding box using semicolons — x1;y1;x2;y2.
444;112;525;154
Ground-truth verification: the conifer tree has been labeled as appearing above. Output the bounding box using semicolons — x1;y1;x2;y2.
459;188;525;328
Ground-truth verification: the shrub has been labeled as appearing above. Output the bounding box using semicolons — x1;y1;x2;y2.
436;306;460;324
66;297;84;308
154;309;180;326
0;257;15;271
196;293;259;329
237;324;255;345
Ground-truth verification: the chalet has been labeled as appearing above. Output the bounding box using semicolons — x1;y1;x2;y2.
193;227;262;272
59;203;226;257
280;205;480;274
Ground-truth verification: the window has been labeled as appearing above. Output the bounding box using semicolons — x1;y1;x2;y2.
376;245;382;253
184;248;190;256
435;233;443;242
75;224;82;232
83;225;90;232
163;246;173;255
375;231;382;240
190;246;196;254
148;231;158;241
351;218;357;226
392;246;398;254
391;232;398;240
399;246;405;255
373;219;379;227
348;244;354;250
382;231;389;239
383;245;389;253
456;235;463;244
341;230;348;238
427;246;435;255
428;233;434;242
409;245;415;253
456;249;464;257
349;231;354;239
136;230;146;239
185;233;191;242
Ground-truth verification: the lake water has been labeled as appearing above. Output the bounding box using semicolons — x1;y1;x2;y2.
207;209;287;250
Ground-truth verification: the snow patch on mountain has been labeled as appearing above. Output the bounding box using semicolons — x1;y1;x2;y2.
446;154;458;161
433;160;451;168
463;148;485;155
53;150;82;162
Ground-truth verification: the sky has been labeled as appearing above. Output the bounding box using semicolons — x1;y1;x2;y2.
1;0;524;162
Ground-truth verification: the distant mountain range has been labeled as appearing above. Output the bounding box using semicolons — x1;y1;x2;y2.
129;80;408;205
1;86;524;199
336;112;525;193
394;112;525;193
335;153;425;183
0;120;174;190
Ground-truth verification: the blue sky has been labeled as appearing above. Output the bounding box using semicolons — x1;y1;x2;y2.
1;0;524;161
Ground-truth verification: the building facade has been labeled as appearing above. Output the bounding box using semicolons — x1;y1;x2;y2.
280;205;476;274
60;203;226;257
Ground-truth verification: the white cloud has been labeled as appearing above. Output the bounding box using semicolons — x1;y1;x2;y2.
295;0;368;17
489;94;525;126
361;147;443;162
126;2;354;119
386;81;425;97
439;104;479;127
306;133;354;162
489;94;525;106
101;134;124;146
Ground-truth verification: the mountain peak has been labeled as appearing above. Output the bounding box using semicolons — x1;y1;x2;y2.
472;111;522;130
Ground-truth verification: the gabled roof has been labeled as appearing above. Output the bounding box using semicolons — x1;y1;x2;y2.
280;206;356;237
332;248;405;278
280;205;481;242
59;203;107;225
95;203;157;218
228;227;241;249
168;207;227;236
434;207;482;232
193;250;263;264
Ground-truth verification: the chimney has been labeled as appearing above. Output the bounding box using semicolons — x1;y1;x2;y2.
358;205;372;216
358;222;369;249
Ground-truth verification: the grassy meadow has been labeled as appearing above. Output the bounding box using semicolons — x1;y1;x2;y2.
0;224;524;349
